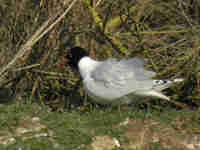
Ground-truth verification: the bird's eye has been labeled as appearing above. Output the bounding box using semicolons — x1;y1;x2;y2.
154;80;168;85
163;80;168;84
154;80;162;84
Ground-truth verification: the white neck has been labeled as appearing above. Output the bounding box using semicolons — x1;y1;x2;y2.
78;56;99;78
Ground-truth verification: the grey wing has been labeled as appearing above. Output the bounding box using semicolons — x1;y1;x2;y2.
91;58;156;93
123;58;156;81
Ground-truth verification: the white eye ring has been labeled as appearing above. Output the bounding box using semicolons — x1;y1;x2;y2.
153;80;168;85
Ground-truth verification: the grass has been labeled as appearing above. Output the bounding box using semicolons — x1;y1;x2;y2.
0;101;199;150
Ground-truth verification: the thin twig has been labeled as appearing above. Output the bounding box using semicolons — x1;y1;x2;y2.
13;64;41;72
177;0;193;27
96;0;103;7
0;0;78;85
33;0;79;45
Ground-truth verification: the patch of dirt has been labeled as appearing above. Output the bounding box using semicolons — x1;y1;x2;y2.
89;136;120;150
0;116;54;146
117;118;200;150
84;117;200;150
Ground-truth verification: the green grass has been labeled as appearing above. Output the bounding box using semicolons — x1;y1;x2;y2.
0;101;199;150
0;102;127;150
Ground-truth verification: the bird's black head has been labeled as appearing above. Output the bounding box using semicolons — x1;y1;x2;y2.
66;47;89;69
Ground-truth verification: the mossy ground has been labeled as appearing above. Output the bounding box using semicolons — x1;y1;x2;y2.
0;101;199;150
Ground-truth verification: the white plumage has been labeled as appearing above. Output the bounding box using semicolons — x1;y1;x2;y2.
67;47;183;105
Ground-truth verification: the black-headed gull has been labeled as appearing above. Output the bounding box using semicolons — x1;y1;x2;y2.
65;47;183;105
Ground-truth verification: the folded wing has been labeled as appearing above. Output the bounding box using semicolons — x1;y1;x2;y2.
91;58;156;94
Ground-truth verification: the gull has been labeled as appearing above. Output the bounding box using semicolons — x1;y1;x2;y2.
65;47;183;105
